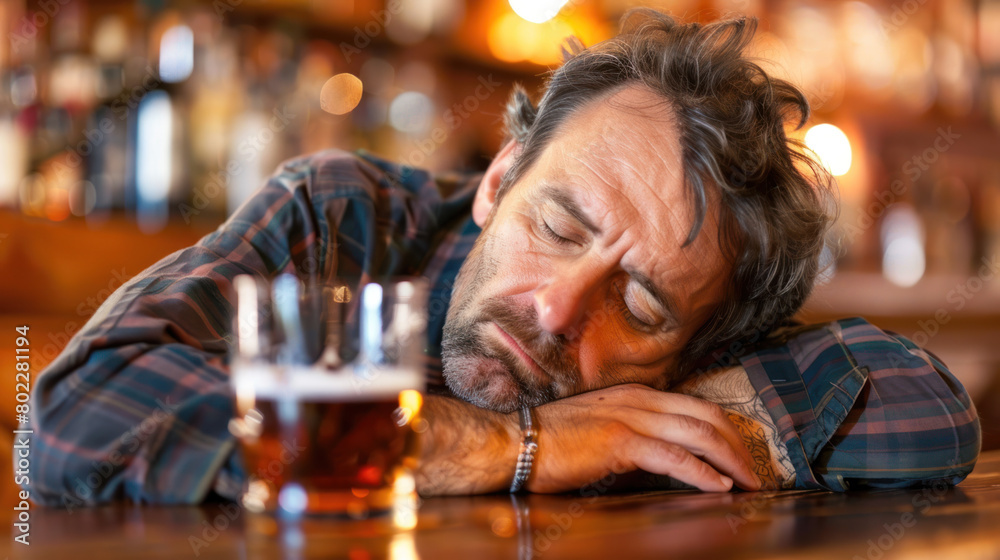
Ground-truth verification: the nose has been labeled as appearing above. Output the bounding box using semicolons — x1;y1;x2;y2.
533;265;600;337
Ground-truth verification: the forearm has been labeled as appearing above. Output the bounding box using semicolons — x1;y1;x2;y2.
673;367;795;490
415;395;520;496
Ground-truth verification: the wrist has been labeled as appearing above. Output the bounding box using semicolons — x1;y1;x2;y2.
415;395;523;495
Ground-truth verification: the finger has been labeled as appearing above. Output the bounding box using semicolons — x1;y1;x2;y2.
623;434;734;492
624;409;760;491
625;389;759;488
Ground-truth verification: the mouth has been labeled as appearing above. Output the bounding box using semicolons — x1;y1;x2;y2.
489;322;551;383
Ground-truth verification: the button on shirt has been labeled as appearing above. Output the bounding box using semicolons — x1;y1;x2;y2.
29;149;981;505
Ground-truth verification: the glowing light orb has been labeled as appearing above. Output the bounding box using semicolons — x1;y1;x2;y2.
805;123;852;176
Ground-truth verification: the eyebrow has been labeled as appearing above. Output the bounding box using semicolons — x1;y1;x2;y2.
540;184;602;235
540;184;680;327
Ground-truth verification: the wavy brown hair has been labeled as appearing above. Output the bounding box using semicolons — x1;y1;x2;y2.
498;9;836;371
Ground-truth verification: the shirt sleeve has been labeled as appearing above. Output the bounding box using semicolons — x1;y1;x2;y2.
28;151;352;505
740;317;982;492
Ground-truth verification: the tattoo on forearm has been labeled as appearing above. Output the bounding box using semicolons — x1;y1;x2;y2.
673;366;795;489
726;412;778;489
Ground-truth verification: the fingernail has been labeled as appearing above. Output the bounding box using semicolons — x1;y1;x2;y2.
719;475;733;489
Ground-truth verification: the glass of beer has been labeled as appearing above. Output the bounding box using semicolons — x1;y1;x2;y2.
228;274;427;522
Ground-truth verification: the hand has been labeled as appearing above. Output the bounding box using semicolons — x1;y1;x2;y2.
527;383;761;493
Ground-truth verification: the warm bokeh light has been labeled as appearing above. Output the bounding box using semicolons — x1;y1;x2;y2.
398;389;423;425
881;205;926;288
0;120;27;206
488;13;578;66
320;73;364;115
508;0;569;24
841;2;894;91
389;532;419;558
388;0;462;45
92;16;128;61
892;27;935;113
391;471;419;531
491;515;517;537
529;18;574;65
805;123;853;176
488;12;538;62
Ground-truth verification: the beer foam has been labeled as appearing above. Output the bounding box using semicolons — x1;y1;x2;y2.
232;364;424;400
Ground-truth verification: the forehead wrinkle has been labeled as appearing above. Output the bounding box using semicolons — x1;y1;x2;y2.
570;98;689;238
568;139;693;280
563;155;636;232
593;94;703;267
557;98;702;307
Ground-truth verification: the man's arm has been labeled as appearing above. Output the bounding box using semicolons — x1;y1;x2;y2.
416;385;763;496
416;395;519;495
807;319;982;489
683;318;982;492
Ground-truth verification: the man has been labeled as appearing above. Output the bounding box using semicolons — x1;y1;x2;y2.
30;10;979;506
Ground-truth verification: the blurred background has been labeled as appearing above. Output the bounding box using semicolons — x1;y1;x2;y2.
0;0;998;487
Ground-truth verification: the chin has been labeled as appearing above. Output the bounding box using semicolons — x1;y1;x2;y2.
442;354;525;414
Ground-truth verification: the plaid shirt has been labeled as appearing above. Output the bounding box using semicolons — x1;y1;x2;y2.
29;149;981;505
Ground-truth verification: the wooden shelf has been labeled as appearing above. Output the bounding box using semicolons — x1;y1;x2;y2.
800;271;1000;323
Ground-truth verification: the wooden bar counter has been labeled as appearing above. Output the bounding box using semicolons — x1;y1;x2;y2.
8;451;1000;559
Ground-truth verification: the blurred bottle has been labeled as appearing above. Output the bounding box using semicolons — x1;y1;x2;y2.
1;0;38;213
0;71;31;209
183;11;243;224
128;13;194;233
81;14;131;223
980;176;1000;263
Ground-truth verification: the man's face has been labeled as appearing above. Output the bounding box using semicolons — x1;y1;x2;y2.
442;87;730;413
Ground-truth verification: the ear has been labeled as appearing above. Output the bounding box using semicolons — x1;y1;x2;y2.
472;140;520;227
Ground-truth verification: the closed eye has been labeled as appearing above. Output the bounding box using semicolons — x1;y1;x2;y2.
614;283;657;331
540;220;574;245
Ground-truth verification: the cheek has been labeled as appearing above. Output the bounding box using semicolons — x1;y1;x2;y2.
480;220;550;292
572;313;629;382
449;232;500;320
495;214;542;256
576;321;678;386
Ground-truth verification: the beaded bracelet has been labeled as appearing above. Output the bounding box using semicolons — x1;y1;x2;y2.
509;406;538;493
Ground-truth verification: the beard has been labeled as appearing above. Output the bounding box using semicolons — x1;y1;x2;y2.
441;230;581;413
442;297;582;413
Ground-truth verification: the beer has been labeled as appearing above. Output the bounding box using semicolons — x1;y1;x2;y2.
232;364;424;516
230;275;428;521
